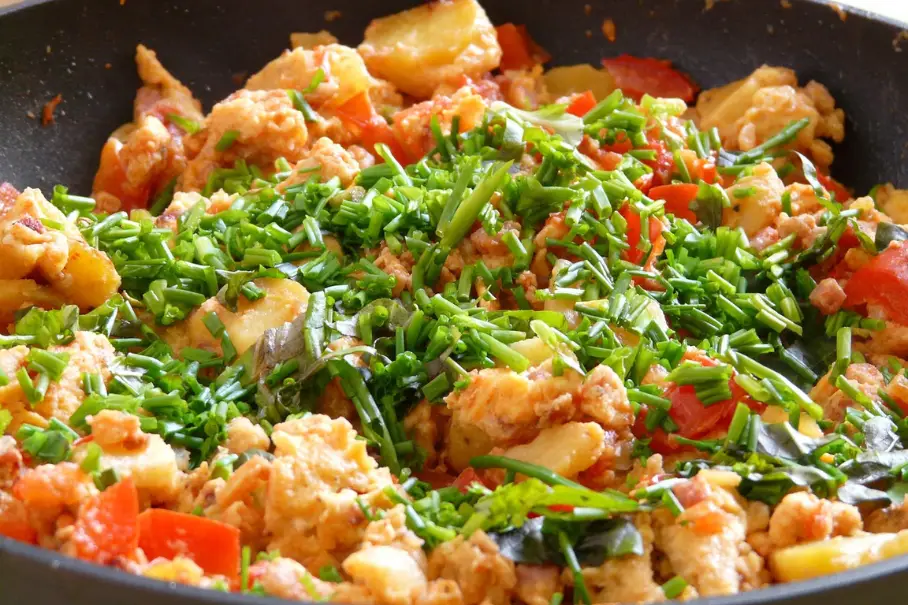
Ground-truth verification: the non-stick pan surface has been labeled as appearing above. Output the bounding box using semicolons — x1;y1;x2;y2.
0;0;907;603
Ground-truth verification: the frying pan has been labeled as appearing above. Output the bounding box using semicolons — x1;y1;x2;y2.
0;0;907;603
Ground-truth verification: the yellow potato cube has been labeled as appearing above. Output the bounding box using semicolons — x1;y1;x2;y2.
358;0;501;98
502;422;606;479
771;531;908;583
544;64;615;100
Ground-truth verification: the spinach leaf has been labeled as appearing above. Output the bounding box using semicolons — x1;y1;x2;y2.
863;416;900;453
573;518;644;565
333;298;412;338
487;517;643;567
836;482;892;506
755;422;832;460
691;181;729;230
875;222;908;251
841;451;908;485
487;518;555;565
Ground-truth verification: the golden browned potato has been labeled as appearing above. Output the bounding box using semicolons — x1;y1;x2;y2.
722;162;785;236
247;44;380;109
771;531;908;583
358;0;501;98
501;422;606;478
697;66;798;143
0;188;120;312
508;337;554;366
290;30;339;49
0;279;66;328
543;64;615;100
182;278;309;356
875;183;908;224
0;332;117;435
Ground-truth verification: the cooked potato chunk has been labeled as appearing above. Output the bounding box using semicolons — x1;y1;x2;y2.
543;64;615;100
343;545;427;604
771;531;908;582
722;162;784;236
247;44;385;110
290;30;339;50
697;65;845;169
875;183;908;224
1;332;116;435
358;0;501;98
183;278;309;356
0;188;120;310
501;422;606;479
697;66;798;141
0;279;66;328
80;410;180;505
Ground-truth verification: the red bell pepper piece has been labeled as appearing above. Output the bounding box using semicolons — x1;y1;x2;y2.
72;478;140;564
138;508;241;581
602;55;698;102
844;241;908;326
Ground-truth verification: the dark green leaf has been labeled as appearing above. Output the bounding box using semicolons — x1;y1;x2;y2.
874;222;908;251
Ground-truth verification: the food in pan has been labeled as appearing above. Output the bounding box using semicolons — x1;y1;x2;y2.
3;0;908;603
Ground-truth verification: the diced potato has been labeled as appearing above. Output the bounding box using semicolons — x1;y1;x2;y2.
144;557;206;585
343;546;427;603
358;0;501;98
771;531;908;583
502;422;606;479
247;45;376;109
697;66;797;143
761;406;823;438
0;279;66;328
52;242;123;309
0;188;120;310
290;30;338;49
508;337;554;366
183;278;309;356
723;162;784;236
93;433;181;504
446;418;495;472
875;184;908;225
543;64;615;100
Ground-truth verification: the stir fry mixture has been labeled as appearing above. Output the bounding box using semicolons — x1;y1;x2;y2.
6;1;908;602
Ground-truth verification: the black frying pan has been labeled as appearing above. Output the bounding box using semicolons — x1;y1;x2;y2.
1;0;907;603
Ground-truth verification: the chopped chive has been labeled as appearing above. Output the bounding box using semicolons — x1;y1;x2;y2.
216;130;240;152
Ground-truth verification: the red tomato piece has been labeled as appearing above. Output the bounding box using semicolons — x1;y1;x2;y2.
620;204;664;265
452;467;487;494
415;469;458;490
632;358;764;455
547;504;575;513
496;24;550;72
601;135;634;155
602;55;698;102
0;497;36;545
333;92;410;164
694;157;718;184
648;183;699;222
641;138;676;188
92;139;153;212
138;508;241;580
496;23;535;71
844;241;908;326
818;173;851;202
566;90;598;117
72;478;140;565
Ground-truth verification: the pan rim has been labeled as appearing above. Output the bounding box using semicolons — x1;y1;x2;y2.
4;531;908;605
0;0;907;604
